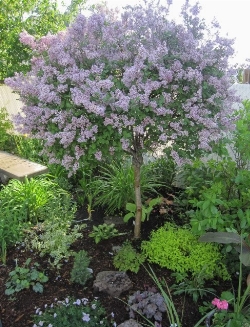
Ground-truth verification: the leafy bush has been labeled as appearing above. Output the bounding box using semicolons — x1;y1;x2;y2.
127;287;166;323
91;160;163;215
180;100;250;235
89;223;126;244
5;258;48;295
113;241;146;273
141;223;230;281
0;176;70;223
70;250;92;286
33;297;114;327
24;206;85;269
0;107;14;151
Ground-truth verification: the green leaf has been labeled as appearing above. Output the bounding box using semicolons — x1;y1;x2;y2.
126;203;136;213
123;212;135;222
33;282;43;293
199;232;242;244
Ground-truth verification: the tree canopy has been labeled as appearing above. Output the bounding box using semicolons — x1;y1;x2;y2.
5;0;240;237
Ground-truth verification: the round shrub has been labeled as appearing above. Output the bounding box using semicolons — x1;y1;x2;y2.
141;223;230;280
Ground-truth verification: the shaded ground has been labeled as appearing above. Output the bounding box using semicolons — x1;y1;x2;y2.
0;198;212;327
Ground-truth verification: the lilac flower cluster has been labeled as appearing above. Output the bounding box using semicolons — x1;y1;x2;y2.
5;0;240;172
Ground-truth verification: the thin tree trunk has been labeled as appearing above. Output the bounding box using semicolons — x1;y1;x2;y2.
133;154;143;239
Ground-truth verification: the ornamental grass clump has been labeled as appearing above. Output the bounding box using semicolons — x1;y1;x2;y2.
6;0;239;238
141;223;230;281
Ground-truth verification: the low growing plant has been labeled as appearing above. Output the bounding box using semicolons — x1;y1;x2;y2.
124;197;162;223
5;258;48;295
25;210;85;269
70;250;92;286
170;268;216;303
127;287;167;323
0;176;70;223
113;241;146;273
33;297;115;327
89;223;126;244
141;223;230;281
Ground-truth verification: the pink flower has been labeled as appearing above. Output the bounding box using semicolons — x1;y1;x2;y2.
212;298;228;310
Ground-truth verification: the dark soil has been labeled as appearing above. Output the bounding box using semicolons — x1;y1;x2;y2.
0;195;220;327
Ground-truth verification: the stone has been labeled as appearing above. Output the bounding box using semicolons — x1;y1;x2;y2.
117;319;143;327
93;271;133;297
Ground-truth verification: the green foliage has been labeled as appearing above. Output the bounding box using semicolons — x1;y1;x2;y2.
89;223;126;244
145;154;177;188
91;160;163;215
24;207;85;269
170;269;216;303
0;176;70;222
70;250;92;286
141;223;230;281
0;0;85;79
124;197;162;223
0;107;13;151
181;101;250;236
113;241;146;273
0;206;27;264
33;297;113;327
10;134;45;163
5;258;48;295
199;231;250;267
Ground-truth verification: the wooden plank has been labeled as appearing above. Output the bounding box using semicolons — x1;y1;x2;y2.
0;151;48;181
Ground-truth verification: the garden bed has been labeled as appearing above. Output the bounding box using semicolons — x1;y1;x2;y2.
0;201;231;327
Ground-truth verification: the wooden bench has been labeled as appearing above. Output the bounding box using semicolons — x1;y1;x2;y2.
0;151;48;183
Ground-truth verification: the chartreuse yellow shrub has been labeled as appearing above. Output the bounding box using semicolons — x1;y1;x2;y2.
141;223;230;281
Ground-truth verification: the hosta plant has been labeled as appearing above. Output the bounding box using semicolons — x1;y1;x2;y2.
89;223;126;244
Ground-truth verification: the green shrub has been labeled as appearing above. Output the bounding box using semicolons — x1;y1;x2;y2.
141;223;230;280
113;241;146;273
70;250;92;286
0;107;14;151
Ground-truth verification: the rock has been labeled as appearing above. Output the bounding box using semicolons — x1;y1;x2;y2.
117;319;143;327
93;271;133;297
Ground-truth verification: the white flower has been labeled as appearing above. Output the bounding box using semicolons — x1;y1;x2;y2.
48;324;53;327
73;299;81;305
111;312;115;318
82;313;91;322
53;313;57;318
65;298;69;304
82;298;88;305
38;321;44;326
35;308;40;314
44;304;47;308
91;304;97;310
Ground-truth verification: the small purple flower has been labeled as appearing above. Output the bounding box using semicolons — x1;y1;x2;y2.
82;313;91;322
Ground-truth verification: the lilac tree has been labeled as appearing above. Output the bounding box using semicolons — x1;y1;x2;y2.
6;1;239;238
